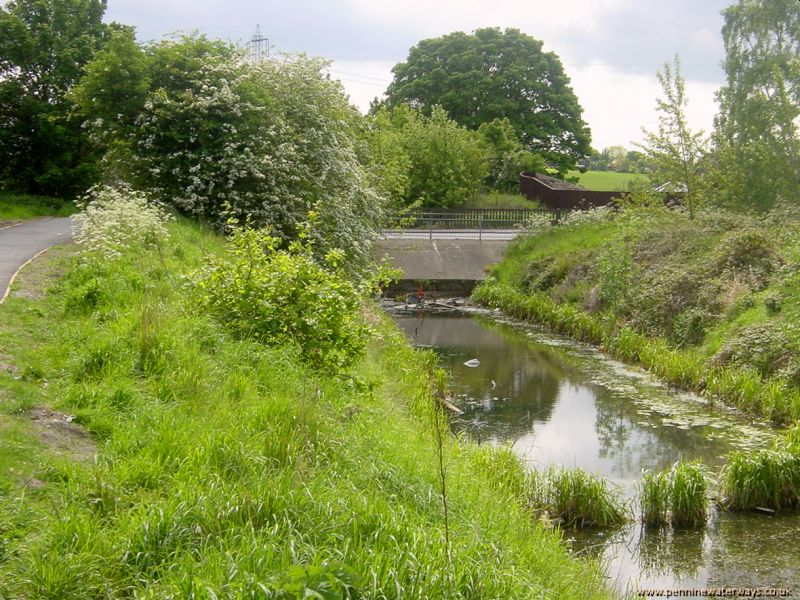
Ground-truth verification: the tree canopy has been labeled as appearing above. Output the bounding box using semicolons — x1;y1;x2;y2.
710;0;800;210
383;27;591;173
0;0;108;196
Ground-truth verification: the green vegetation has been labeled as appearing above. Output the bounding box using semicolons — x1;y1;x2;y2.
0;215;614;598
566;170;649;191
364;105;488;209
383;27;591;172
720;428;800;511
638;55;706;219
474;208;800;425
471;447;626;528
640;462;708;528
0;193;76;222
720;449;800;511
710;0;800;211
0;0;106;197
72;34;380;262
465;192;540;210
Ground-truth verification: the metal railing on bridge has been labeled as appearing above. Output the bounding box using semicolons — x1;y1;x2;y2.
380;208;565;240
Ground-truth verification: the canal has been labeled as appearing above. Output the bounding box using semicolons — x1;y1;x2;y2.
393;310;800;596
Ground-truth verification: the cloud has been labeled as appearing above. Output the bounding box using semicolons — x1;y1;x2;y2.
341;0;630;37
567;64;719;150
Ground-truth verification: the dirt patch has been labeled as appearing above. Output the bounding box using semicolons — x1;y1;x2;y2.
28;406;96;461
10;244;76;301
0;220;21;229
0;352;18;375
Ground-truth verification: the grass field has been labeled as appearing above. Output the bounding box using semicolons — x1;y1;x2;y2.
0;193;76;223
0;217;615;598
567;170;649;191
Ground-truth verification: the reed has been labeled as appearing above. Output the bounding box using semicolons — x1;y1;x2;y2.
720;449;800;511
535;466;627;528
669;461;708;527
639;461;708;528
640;470;670;527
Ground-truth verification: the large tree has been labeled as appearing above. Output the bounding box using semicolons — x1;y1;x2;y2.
710;0;800;210
383;27;591;173
0;0;108;196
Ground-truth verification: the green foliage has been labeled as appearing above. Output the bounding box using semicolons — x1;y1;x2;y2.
275;563;360;599
637;55;707;219
0;0;108;196
478;117;546;192
75;35;381;263
363;105;488;208
709;0;800;211
68;27;151;179
384;27;591;172
191;226;371;373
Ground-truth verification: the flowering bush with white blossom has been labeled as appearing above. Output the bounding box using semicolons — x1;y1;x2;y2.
563;206;616;226
72;185;173;260
73;35;383;266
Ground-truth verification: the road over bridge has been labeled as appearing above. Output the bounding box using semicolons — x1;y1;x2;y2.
374;210;553;297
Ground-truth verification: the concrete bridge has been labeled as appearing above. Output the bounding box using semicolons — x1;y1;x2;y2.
374;210;547;297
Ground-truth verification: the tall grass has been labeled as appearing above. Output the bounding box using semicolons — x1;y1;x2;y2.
540;466;627;528
720;449;800;511
0;219;615;599
469;447;627;528
639;462;708;528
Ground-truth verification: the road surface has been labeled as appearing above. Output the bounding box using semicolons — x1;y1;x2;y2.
0;218;73;302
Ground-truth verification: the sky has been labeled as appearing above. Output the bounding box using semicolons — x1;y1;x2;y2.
104;0;733;151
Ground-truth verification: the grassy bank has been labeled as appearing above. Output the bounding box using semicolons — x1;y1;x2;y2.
474;207;800;425
0;193;76;223
0;218;614;598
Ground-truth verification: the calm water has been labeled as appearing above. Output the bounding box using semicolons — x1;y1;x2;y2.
394;311;800;597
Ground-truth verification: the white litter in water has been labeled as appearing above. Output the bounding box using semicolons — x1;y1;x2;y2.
463;358;480;368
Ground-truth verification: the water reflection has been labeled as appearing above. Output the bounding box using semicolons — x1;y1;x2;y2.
393;312;800;594
395;314;736;489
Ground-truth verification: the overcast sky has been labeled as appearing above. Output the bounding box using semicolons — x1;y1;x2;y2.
104;0;733;150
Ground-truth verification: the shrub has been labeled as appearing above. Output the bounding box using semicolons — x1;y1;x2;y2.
191;226;371;373
563;206;615;226
72;185;172;260
516;212;555;236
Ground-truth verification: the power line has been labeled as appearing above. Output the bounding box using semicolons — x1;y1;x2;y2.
248;25;270;62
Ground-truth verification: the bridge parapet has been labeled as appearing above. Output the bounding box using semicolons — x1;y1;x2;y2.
381;209;563;240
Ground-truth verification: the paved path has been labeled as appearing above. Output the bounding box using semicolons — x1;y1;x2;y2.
0;218;73;301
